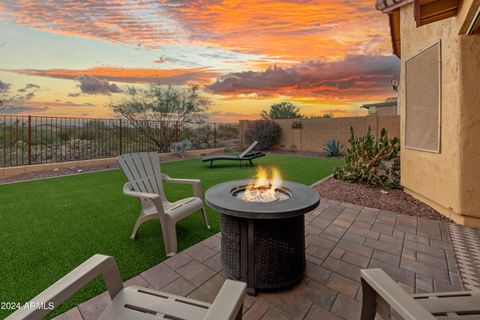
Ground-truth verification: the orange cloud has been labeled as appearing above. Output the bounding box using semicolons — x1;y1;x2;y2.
165;0;391;61
0;0;184;48
4;67;218;84
1;1;392;61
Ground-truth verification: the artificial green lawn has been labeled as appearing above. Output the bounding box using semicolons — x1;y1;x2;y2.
0;154;342;318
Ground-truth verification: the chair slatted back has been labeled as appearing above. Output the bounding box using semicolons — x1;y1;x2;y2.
118;152;166;201
239;141;259;158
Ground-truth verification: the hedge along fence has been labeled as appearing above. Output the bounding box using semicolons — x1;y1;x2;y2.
239;115;400;153
0;115;239;167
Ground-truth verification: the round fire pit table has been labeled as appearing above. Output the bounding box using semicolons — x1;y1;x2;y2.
205;179;320;295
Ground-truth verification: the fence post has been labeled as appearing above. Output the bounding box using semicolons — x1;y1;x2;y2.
175;122;179;143
119;119;123;155
27;115;32;165
213;123;217;148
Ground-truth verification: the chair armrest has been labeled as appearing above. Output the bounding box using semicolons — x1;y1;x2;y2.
360;269;436;320
162;175;203;198
162;174;201;185
7;255;123;320
122;182;160;200
204;280;247;320
122;183;166;214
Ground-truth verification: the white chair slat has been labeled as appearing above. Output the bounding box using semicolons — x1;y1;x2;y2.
141;152;162;195
118;154;144;192
148;151;164;195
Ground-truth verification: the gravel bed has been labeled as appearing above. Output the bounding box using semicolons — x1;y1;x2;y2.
315;177;451;222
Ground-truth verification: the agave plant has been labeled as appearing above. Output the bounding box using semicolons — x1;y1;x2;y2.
333;127;400;189
323;139;343;157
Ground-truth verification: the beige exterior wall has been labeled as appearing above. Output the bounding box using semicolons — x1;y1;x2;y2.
240;115;399;153
399;3;480;226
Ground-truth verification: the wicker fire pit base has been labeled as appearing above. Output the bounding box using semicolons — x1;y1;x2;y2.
221;213;306;295
206;179;320;296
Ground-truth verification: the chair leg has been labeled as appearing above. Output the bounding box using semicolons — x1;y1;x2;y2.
235;305;243;320
131;213;156;239
201;207;211;229
160;217;178;257
249;159;254;166
360;279;379;320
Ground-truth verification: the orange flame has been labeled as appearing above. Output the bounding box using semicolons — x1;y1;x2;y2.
242;166;283;202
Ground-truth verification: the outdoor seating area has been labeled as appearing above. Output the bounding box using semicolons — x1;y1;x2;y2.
1;153;477;320
9;196;469;320
1;0;479;319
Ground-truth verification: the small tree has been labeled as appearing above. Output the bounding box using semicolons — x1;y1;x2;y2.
261;102;302;119
112;85;209;152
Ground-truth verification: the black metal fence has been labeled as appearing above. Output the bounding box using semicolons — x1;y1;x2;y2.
0;115;239;167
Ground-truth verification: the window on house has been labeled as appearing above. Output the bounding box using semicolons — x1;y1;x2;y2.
405;42;441;153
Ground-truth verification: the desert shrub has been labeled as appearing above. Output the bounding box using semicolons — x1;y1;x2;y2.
217;124;239;139
244;120;281;150
175;139;192;157
58;131;71;142
191;125;213;149
79;128;96;140
292;121;302;129
323;139;343;157
334;127;400;189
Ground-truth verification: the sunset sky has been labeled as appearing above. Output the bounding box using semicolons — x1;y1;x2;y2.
0;0;399;122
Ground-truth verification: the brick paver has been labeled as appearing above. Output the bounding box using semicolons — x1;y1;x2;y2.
55;199;466;320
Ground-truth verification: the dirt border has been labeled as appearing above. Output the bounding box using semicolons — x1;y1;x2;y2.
0;155;198;185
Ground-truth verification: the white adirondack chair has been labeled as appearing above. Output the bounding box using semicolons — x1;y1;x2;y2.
7;254;247;320
117;152;210;256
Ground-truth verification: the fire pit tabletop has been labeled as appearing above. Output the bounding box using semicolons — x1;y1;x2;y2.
205;179;320;219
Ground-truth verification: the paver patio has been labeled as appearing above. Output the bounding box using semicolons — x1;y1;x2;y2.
54;198;465;320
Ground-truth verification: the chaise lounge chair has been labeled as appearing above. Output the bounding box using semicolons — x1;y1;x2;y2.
202;141;265;167
360;268;479;320
7;254;247;320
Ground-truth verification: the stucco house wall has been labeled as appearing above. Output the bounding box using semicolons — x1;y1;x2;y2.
459;35;480;223
399;3;480;226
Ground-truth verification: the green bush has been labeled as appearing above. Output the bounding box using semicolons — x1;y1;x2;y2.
333;127;400;189
323;139;343;157
244;120;281;150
